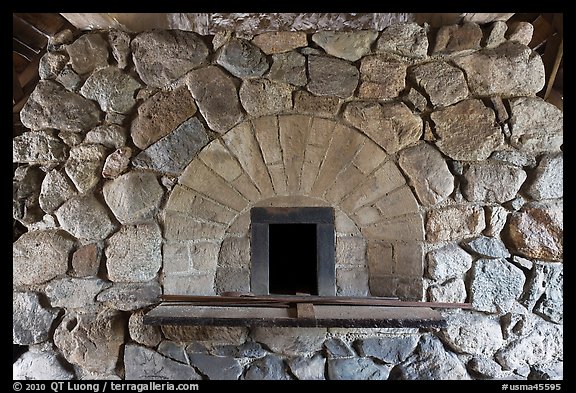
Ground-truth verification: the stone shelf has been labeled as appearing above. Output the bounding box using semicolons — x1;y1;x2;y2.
143;303;447;329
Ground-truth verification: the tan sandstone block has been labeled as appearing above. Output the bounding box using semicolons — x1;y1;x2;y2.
300;118;337;194
361;213;424;242
163;211;227;241
311;124;364;197
279;115;312;193
367;241;394;276
180;160;248;212
232;173;263;202
340;160;405;213
374;185;420;219
223;122;274;197
165;184;236;225
198;139;242;182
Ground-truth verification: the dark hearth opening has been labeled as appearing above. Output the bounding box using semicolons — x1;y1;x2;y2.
250;207;336;296
269;223;318;295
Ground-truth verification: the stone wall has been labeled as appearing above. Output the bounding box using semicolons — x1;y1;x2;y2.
13;20;562;380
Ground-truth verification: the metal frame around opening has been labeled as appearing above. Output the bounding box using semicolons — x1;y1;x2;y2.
250;207;336;296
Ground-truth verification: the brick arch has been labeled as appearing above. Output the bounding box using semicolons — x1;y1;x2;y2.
161;115;425;299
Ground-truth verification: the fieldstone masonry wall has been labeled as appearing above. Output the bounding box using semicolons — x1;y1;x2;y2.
13;20;562;380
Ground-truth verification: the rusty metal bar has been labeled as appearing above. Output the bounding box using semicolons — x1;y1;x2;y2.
161;294;472;309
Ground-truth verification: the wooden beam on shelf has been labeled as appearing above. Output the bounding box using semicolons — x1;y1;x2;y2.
540;33;563;101
144;304;448;329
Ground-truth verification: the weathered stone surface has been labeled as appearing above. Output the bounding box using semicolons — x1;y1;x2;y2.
131;30;208;87
470;258;526;313
428;278;467;303
522;262;563;324
65;144;107;193
529;362;563;381
307;55;359;98
426;205;485;242
84;124;127;149
453;42;545;97
239;79;293;117
13;229;74;286
484;21;508;49
508;97;563;153
157;341;188;363
56;65;82;91
328;357;391;380
130;85;197;149
48;28;74;49
71;243;102;277
390;335;470;380
293;90;341;117
13;292;59;345
409;61;468;107
244;355;292;380
58;130;84;147
218;237;250;268
463;162;526;203
323;338;355;358
132;117;209;175
108;30;131;69
105;223;162;282
268;51;307;86
359;56;406;99
188;354;243;380
495;321;563;371
462;236;511;259
45;277;111;309
525;153;563;200
505;201;563;261
13;165;44;224
336;236;366;266
13;130;68;164
507;22;534;46
80;67;141;114
164;241;219;275
336;267;369;296
431;99;503;161
504;197;526;214
20;81;101;132
129;310;162;347
251;327;326;356
103;171;163;225
288;354;326;380
161;326;248;345
185;66;244;134
38;51;69;80
433;22;482;54
312;30;378;61
213;341;267;358
66;33;109;74
398;142;453;206
439;311;504;356
13;350;75;380
343;101;421;154
54;309;125;373
102;147;132;179
467;356;505;379
376;22;428;58
252;31;308;54
404;88;428;112
96;281;161;311
354;336;419;363
124;344;201;380
216;38;269;78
